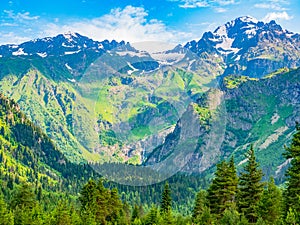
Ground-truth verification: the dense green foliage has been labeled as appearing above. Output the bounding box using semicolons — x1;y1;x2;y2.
237;145;264;223
0;87;300;224
283;122;300;221
0;93;97;194
1;131;300;224
207;157;238;216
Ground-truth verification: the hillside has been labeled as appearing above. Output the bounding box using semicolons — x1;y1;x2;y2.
0;17;299;182
145;67;300;181
0;93;96;193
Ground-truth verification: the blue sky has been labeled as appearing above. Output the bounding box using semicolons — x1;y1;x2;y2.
0;0;299;45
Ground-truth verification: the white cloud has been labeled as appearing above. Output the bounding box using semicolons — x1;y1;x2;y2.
263;11;293;22
172;0;236;8
217;0;235;6
4;10;39;21
254;3;285;10
214;7;227;13
178;0;209;8
0;31;31;44
41;6;191;44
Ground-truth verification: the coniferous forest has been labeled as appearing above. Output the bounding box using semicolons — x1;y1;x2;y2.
1;98;300;225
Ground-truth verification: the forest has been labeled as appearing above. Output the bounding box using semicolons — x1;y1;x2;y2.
0;122;300;224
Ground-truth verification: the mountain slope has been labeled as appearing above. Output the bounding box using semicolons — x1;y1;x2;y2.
0;17;299;172
0;93;96;193
184;16;300;78
0;33;216;164
145;68;300;180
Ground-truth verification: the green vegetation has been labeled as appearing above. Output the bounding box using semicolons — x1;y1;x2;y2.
0;119;300;224
223;75;258;89
283;122;300;217
237;145;264;223
192;103;211;124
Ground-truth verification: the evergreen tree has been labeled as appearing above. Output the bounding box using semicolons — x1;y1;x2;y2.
227;156;239;206
106;187;123;223
0;194;14;225
144;206;159;225
258;177;283;224
79;179;97;212
237;145;264;223
94;180;109;223
160;183;172;215
131;204;140;222
192;190;207;220
219;208;240;225
50;200;72;225
11;182;36;210
207;157;238;216
283;123;300;221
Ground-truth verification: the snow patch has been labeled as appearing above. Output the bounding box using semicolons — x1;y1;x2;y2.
235;55;241;61
37;52;47;58
239;16;258;24
187;59;196;71
63;32;77;42
67;78;76;83
127;62;138;75
215;25;227;37
64;50;81;55
12;48;28;56
216;37;240;54
65;63;72;70
62;42;75;48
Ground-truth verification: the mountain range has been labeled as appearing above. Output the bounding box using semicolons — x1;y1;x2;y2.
0;16;299;182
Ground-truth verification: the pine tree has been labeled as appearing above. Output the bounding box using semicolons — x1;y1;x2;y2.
106;187;123;223
50;200;72;225
95;180;109;223
11;182;36;210
79;179;97;212
237;145;264;223
131;204;140;222
192;190;207;220
207;157;238;216
226;156;239;208
283;123;300;220
144;206;159;225
160;183;172;215
0;194;14;225
258;177;283;224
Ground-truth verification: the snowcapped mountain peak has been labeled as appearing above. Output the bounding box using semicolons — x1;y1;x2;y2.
183;16;299;59
214;24;228;37
237;16;258;24
0;32;133;58
63;32;79;42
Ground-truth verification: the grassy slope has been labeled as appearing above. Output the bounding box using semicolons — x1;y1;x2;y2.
0;54;215;164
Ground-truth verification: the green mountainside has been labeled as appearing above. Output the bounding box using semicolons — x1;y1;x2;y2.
0;93;96;194
146;68;300;181
0;52;218;165
0;17;299;186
